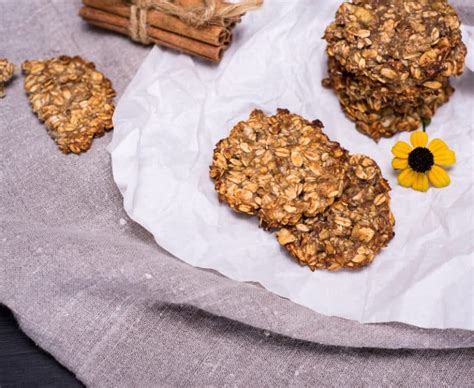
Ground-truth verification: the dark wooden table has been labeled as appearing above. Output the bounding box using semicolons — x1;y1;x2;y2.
0;305;83;387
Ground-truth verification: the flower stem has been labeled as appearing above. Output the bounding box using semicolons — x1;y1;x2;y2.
422;118;431;133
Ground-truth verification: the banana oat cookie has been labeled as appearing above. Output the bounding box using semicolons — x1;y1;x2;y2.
276;154;395;271
326;57;453;106
333;82;453;140
210;109;349;229
326;57;454;139
22;56;116;154
324;0;466;85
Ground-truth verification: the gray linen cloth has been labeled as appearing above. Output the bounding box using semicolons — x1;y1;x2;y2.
1;1;473;386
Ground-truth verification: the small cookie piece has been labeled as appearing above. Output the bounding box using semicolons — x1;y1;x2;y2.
324;0;466;84
210;109;349;229
0;58;15;98
277;154;395;271
22;56;116;154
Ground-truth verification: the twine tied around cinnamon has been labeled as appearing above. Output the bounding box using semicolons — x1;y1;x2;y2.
125;0;263;44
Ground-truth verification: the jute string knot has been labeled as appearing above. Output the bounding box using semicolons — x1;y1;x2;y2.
127;0;263;44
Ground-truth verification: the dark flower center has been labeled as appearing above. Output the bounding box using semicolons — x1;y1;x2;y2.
408;147;434;173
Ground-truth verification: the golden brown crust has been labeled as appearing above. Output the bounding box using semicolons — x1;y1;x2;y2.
210;109;349;228
22;56;116;154
277;154;395;271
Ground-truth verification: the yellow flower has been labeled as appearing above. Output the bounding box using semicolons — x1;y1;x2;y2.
391;132;456;192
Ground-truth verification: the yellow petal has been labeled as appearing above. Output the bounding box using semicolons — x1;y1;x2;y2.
428;165;451;188
434;149;456;167
411;172;429;192
397;168;416;187
392;141;412;158
410;132;428;148
428;138;448;154
392;157;408;170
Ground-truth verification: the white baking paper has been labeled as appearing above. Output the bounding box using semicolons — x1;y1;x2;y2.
109;0;474;330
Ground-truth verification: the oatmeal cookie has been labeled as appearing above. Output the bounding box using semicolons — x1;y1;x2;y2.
210;109;349;229
22;56;116;154
326;58;454;139
334;84;453;140
277;154;395;271
326;57;453;106
324;0;466;85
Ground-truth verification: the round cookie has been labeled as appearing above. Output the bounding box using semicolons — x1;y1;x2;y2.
276;154;395;271
326;57;453;106
325;57;454;140
210;109;349;229
333;82;453;140
324;0;466;85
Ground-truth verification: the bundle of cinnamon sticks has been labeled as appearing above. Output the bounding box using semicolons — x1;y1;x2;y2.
80;0;260;62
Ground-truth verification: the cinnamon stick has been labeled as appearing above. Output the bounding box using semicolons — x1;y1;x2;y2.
80;6;224;61
86;18;224;61
83;0;229;46
224;16;241;28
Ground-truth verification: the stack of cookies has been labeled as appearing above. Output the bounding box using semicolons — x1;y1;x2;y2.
210;109;395;271
323;0;467;140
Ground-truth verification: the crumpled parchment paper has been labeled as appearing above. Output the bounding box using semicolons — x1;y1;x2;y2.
109;0;474;330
